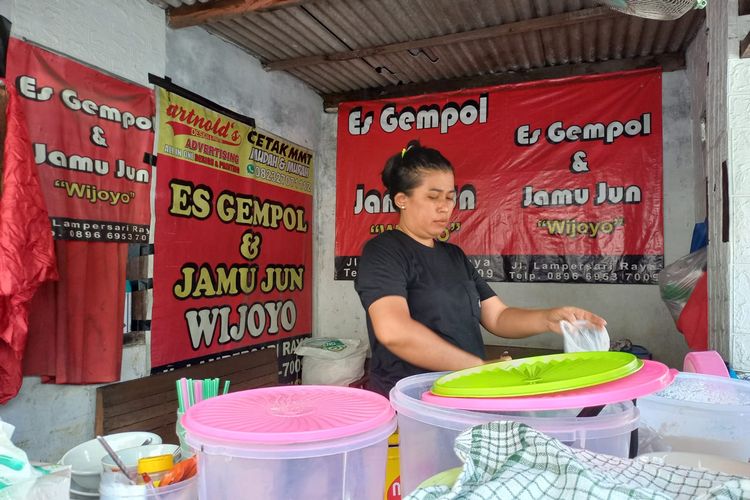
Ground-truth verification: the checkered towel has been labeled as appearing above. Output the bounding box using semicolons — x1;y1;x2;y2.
406;421;750;500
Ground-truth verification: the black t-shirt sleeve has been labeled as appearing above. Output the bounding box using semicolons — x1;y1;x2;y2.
461;251;496;302
355;236;409;311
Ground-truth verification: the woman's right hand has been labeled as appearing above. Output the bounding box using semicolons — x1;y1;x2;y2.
483;351;512;364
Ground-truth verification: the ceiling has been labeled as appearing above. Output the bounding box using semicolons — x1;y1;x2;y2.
147;0;705;110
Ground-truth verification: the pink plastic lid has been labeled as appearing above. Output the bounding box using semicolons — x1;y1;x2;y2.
182;385;395;445
421;360;676;411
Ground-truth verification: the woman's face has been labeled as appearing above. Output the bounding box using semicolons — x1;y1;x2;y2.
396;169;456;241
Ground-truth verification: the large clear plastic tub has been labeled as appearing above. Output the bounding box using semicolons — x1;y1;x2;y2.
638;372;750;461
390;372;640;495
183;385;396;499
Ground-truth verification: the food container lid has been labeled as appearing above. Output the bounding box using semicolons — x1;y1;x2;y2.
431;352;643;398
182;385;395;445
422;360;675;411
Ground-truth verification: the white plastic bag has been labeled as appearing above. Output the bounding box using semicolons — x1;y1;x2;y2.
0;418;71;500
0;466;71;500
0;419;35;490
561;320;610;353
295;337;368;386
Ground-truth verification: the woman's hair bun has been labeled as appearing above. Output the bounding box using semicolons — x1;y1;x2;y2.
380;140;453;199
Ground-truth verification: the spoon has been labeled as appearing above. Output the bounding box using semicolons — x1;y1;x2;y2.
97;436;137;485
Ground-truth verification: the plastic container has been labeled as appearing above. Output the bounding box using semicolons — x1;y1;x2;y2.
137;454;173;485
391;372;640;496
101;444;181;488
638;372;750;461
99;475;197;500
183;385;397;499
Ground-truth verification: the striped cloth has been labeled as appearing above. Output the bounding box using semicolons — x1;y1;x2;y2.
406;421;750;500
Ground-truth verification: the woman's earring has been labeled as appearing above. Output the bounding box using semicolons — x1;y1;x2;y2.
400;205;406;210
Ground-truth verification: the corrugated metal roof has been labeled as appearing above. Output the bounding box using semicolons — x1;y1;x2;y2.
148;0;704;103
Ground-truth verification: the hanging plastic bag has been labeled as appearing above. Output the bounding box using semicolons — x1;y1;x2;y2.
561;320;610;353
658;247;707;322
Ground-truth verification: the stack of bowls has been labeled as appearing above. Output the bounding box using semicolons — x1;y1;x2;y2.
59;431;161;496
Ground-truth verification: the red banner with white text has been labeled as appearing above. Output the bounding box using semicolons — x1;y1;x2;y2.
151;87;313;372
335;69;663;284
5;38;154;242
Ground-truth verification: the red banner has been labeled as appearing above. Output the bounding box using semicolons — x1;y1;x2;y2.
5;38;153;242
336;69;663;284
151;87;313;372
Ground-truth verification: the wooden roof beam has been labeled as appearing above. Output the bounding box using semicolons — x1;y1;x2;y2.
265;6;623;72
322;53;685;111
168;0;308;29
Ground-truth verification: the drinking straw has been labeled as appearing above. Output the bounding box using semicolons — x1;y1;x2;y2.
180;377;190;410
195;379;203;404
176;377;234;410
176;380;184;413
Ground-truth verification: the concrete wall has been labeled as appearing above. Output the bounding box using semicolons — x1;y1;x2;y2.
7;0;164;87
0;0;321;462
314;72;697;370
164;26;321;150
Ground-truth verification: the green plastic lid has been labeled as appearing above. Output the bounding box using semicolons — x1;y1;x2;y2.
431;351;643;398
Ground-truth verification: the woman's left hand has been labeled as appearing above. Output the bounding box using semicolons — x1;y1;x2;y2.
544;307;606;334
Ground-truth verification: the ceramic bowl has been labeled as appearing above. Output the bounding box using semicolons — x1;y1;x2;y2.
100;443;181;471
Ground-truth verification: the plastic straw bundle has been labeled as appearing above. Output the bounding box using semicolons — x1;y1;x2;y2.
175;377;231;412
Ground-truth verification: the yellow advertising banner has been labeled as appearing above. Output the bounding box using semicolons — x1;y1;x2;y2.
157;88;313;195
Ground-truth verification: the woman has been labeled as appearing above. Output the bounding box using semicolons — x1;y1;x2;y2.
354;140;606;397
